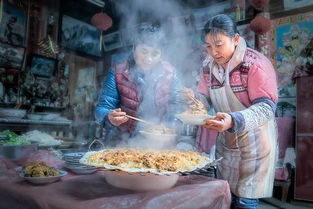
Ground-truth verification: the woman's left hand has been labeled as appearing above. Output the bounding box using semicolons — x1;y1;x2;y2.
203;112;233;132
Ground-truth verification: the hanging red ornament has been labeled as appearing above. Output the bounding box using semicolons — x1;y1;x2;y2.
91;12;112;31
249;0;270;10
250;15;271;35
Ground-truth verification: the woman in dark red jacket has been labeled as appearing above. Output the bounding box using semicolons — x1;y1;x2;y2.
95;23;181;141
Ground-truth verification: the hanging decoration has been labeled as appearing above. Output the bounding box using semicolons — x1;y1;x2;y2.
91;12;113;51
37;14;62;59
91;12;112;31
37;35;60;58
250;15;271;35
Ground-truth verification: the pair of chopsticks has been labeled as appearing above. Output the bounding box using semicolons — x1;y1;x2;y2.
179;89;202;106
125;114;154;126
188;95;202;107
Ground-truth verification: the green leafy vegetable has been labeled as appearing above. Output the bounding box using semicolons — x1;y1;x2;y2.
0;130;31;145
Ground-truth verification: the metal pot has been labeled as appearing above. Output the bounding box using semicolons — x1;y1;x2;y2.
180;124;197;136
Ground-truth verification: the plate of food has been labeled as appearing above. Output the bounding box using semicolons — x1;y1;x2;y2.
80;148;212;191
175;113;214;125
18;162;67;184
176;94;214;125
79;148;212;175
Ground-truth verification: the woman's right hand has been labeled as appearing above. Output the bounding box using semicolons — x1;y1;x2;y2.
108;108;128;126
203;112;233;132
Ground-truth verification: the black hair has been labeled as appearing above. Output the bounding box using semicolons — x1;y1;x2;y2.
133;22;165;48
201;14;238;42
128;22;164;68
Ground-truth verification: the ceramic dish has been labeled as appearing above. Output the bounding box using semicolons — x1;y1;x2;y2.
64;165;97;175
0;108;26;119
27;113;43;120
41;113;60;120
63;152;85;159
138;131;176;148
175;113;214;125
101;170;179;191
139;131;176;141
19;170;67;184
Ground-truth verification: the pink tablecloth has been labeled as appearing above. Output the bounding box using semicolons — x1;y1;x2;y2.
0;172;231;209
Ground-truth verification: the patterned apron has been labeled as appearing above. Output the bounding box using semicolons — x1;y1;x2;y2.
209;61;277;198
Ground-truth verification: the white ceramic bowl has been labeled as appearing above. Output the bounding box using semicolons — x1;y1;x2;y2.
27;113;51;120
65;165;97;175
139;131;176;148
19;170;67;184
175;113;214;125
0;108;26;119
27;113;43;120
101;170;179;191
41;113;60;120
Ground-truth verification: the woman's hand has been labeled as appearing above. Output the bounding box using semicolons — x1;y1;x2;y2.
203;112;233;132
108;108;128;126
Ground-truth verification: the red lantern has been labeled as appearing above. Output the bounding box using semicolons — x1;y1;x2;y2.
91;12;112;31
250;15;271;35
249;0;270;10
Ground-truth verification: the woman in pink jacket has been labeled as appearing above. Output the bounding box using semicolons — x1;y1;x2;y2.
193;14;278;209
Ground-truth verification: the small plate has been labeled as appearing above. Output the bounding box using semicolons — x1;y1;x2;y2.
175;113;214;125
63;152;85;158
19;170;67;184
64;165;97;175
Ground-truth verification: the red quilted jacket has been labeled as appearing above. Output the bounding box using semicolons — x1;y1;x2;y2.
114;61;175;132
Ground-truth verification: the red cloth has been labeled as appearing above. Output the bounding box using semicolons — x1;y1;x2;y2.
0;173;231;209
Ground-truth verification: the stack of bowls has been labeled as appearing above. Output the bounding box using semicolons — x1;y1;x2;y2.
63;152;97;175
195;166;216;178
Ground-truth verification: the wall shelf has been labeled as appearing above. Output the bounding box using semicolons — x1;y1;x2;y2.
0;118;72;137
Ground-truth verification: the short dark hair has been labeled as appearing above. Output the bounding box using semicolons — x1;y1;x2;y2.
133;23;165;47
201;14;237;41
